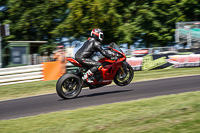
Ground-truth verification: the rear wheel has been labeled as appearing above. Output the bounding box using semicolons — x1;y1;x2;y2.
114;64;134;86
56;74;82;99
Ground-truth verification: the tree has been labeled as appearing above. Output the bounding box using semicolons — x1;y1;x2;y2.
0;0;68;42
118;0;200;47
51;0;123;44
1;0;200;49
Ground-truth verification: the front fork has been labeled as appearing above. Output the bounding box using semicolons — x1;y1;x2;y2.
120;67;125;74
119;61;130;77
120;66;128;78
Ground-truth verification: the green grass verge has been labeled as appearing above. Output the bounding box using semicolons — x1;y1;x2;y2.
0;67;200;101
1;91;200;133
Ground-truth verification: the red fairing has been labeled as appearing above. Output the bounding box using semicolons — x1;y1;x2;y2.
98;56;126;64
90;60;124;85
66;57;82;67
90;47;127;85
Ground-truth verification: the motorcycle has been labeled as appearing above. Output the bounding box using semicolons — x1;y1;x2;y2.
56;43;134;99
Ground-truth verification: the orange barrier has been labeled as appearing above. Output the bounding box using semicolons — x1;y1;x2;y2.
42;61;62;81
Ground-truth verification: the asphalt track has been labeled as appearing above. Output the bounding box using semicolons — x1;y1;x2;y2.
0;75;200;120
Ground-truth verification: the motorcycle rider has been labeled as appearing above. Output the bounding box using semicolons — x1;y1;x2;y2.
75;28;117;83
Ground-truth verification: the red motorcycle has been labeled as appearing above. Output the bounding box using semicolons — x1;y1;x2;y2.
56;43;134;99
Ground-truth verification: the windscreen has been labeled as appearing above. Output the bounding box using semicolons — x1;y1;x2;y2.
108;43;124;53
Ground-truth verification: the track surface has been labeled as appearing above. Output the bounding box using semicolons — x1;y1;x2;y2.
0;75;200;120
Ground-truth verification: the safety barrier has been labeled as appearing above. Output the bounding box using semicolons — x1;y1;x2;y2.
0;64;44;86
0;62;77;86
127;54;200;71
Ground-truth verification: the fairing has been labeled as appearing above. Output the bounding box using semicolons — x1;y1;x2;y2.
66;57;82;67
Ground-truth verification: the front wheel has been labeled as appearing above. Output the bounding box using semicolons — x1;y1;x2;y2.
56;74;82;99
114;64;134;86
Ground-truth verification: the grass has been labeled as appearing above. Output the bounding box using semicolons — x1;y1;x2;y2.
0;91;200;133
0;67;200;101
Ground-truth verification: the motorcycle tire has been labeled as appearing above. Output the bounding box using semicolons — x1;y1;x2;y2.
114;64;134;86
56;74;82;99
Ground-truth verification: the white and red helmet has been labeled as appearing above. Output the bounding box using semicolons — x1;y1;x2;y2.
91;28;104;42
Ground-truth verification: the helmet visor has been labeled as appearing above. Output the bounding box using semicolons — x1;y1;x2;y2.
99;32;104;41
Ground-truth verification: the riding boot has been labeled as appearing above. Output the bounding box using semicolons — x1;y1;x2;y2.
82;70;94;83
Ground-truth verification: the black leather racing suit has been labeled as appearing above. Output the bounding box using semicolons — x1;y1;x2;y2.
75;37;113;73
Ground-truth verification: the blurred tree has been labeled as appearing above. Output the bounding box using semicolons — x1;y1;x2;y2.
1;0;200;49
150;0;200;47
177;0;200;21
118;0;176;48
51;0;123;44
38;44;56;56
117;0;151;48
119;0;200;47
0;0;68;42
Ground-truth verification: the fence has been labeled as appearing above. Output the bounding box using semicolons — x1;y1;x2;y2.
0;62;77;86
1;53;200;86
0;64;44;86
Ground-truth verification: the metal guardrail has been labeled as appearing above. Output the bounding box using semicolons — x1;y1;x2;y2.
0;64;44;86
0;63;78;86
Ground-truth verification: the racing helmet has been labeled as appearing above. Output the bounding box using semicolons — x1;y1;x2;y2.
91;28;104;42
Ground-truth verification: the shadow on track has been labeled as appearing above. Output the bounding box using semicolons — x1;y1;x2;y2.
58;89;134;101
80;89;134;98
